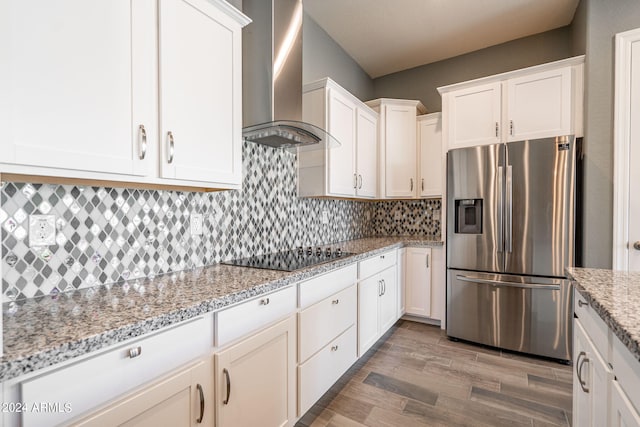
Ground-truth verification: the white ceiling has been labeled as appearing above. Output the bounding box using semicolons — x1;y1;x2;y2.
304;0;580;78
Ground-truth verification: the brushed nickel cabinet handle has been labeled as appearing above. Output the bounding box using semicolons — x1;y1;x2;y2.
495;122;499;137
353;173;357;189
167;131;175;164
509;120;514;136
138;125;147;160
260;298;270;305
576;351;589;393
577;300;588;308
358;174;363;189
378;280;383;297
410;178;414;191
421;178;424;191
196;383;204;423
332;299;339;305
331;345;339;351
128;346;142;359
426;254;430;268
223;368;231;405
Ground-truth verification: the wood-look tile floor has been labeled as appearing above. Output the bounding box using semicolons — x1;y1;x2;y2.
296;320;573;427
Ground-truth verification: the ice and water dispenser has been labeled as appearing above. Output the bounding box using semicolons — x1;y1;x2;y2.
454;199;482;234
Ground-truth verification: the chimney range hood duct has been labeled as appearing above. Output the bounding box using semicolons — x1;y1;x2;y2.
242;0;338;151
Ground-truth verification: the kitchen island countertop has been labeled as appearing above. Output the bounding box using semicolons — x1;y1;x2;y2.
567;267;640;363
1;236;442;382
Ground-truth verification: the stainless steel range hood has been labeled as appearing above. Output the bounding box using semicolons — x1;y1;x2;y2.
242;0;337;150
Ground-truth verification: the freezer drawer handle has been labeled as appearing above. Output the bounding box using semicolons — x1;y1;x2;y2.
455;275;561;291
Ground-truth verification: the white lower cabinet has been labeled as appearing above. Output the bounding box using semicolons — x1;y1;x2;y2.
215;315;297;427
573;290;640;427
16;317;210;427
573;320;612;427
357;250;398;356
404;247;432;318
72;357;214;427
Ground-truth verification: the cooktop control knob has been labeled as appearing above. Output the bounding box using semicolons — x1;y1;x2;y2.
316;247;322;256
325;247;332;256
336;248;343;257
306;246;312;256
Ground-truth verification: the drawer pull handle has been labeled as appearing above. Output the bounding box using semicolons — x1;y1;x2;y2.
577;300;587;308
260;298;270;305
332;299;339;305
331;345;339;352
223;368;231;405
380;255;385;259
576;351;589;393
196;384;205;423
128;346;142;359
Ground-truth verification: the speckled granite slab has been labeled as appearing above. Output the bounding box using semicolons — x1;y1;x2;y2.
1;237;442;382
567;267;640;363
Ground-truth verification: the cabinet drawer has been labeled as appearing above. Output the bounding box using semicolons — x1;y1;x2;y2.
298;285;357;363
21;317;209;427
216;286;296;347
298;325;357;416
574;290;609;358
298;263;357;309
359;249;396;280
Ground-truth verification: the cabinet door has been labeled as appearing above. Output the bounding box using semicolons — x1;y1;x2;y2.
327;89;357;197
358;276;380;356
159;0;242;185
404;247;432;318
355;108;378;198
384;104;418;198
611;380;640;427
216;316;296;427
445;82;501;150
573;320;591;427
417;114;442;198
506;67;572;142
378;266;398;333
73;358;214;427
0;0;153;176
574;319;613;427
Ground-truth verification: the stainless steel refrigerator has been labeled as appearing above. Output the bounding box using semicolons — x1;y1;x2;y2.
446;135;575;361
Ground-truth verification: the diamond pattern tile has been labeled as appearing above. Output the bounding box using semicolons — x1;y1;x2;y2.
1;141;440;301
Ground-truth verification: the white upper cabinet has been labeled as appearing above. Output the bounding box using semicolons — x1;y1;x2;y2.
299;78;378;199
443;83;502;150
365;98;426;199
417;113;443;198
439;56;584;151
506;67;572;142
0;0;154;177
159;0;243;186
0;0;249;190
355;108;378;198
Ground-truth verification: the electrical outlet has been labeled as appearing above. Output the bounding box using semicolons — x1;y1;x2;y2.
321;210;329;225
433;209;441;220
190;213;203;236
29;214;56;247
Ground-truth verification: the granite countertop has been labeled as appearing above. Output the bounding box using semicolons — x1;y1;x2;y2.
567;267;640;362
1;236;442;382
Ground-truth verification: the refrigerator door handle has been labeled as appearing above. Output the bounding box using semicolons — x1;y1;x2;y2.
497;166;504;253
505;165;513;253
455;274;561;291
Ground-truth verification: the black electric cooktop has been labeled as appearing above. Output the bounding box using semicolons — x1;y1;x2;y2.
222;247;353;272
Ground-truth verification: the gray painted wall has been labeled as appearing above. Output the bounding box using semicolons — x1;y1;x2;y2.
372;27;573;112
577;0;640;268
303;13;375;101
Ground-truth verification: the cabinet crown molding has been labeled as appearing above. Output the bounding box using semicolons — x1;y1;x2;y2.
437;55;585;95
365;98;428;115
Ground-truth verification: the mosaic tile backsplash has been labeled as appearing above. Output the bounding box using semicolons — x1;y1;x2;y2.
1;141;441;301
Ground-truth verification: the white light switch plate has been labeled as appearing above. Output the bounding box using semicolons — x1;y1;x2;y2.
29;214;56;247
321;210;329;225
